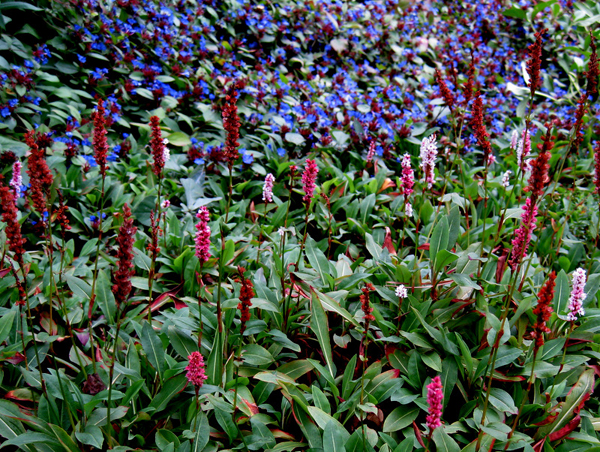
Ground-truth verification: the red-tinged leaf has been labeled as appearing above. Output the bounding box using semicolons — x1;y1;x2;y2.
249;201;258;222
383;227;397;255
173;297;188;309
242;398;259;416
272;429;295;440
491;371;526;382
534;413;558;426
40;312;58;335
3;351;25;364
417;243;430;250
412;421;425;448
533;438;546;452
496;250;508;283
142;284;183;314
0;267;10;278
5;389;38;402
548;414;580;441
378;178;396;193
590;365;600;378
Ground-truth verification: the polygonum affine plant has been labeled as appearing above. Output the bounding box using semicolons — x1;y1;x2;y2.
0;0;599;451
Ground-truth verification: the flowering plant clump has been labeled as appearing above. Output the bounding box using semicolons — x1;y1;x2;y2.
0;0;599;451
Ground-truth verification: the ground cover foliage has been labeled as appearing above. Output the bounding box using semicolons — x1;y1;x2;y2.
0;0;599;450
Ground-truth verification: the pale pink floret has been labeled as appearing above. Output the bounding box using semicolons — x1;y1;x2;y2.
426;375;443;431
194;207;211;263
419;135;437;189
263;173;275;202
508;198;537;270
401;153;414;197
186;351;208;387
366;140;376;163
567;268;587;322
10;161;22;198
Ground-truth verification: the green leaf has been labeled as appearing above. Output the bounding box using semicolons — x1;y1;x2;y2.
167;326;198;359
434;249;459;273
322;420;346;452
305;235;330;286
432;427;460;452
307;406;349;443
502;6;526;19
141;321;165;383
166;132;191;147
242;344;274;366
0;309;17;344
0;2;42;11
430;216;449;268
192;411;209;452
553;270;570;318
96;271;116;324
65;274;91;301
382;404;419;432
48;424;80;452
310;288;335;379
87;406;128;426
285;133;305;146
148;374;188;413
206;330;224;386
535;369;595;439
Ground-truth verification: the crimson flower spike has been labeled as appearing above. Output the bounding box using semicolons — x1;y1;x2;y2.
112;204;137;305
435;68;455;110
92;99;109;177
524;125;553;202
222;84;241;166
585;31;598;101
526;29;546;99
531;271;556;354
149;116;166;177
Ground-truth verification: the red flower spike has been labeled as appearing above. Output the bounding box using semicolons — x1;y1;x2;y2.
527;29;546;98
585;32;599;101
112;204;137;305
25;130;53;221
237;266;254;334
149;116;166;176
92;99;109;177
0;184;26;267
531;271;556;352
525;126;553;201
435;68;455;110
594;140;600;195
222;84;241;166
469;93;494;165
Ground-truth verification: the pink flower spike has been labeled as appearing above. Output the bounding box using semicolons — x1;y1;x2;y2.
426;375;443;432
194;207;211;264
419;135;437;189
302;159;319;204
10;161;22;198
567;268;587;322
366;140;376;163
186;351;208;387
263;173;275;202
508;197;538;270
400;153;414;197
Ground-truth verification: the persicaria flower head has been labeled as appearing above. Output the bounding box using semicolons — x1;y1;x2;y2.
237;267;254;334
400;153;414;197
395;284;408;298
502;170;512;188
112;204;137;305
195;206;211;263
162;138;170;163
419;135;437;189
302;159;319;204
149;116;166;176
510;130;519;150
0;183;26;267
366;140;376;163
508;197;538;270
222;84;241;165
92;99;109;177
531;271;556;351
527;29;546;98
469;94;494;167
516;130;531;169
594;140;600;194
263;173;275;202
585;32;598;101
186;351;208;387
10;161;22;198
525;127;553;200
25;130;53;221
567;268;587;322
426;375;443;431
360;283;375;323
435;68;455;109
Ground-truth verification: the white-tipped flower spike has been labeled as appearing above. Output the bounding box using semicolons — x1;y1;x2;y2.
395;284;408;298
567;268;587;321
162;138;170;162
502;170;511;187
419;134;437;189
262;173;275;202
510;130;519;150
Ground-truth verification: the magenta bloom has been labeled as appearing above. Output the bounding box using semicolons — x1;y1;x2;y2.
302;159;319;203
508;198;538;270
186;351;208;387
400;153;414;197
263;173;275;202
426;375;443;431
194;207;211;264
567;268;587;322
10;161;22;198
366;140;376;163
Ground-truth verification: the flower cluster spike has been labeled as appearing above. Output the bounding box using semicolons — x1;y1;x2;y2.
25;130;53;222
526;29;546;98
222;84;241;166
567;268;587;322
0;182;26;267
302;159;319;204
112;204;137;305
469;94;494;166
237;266;254;334
186;351;208;387
435;68;455;109
531;271;556;352
194;206;211;264
262;173;275;202
419;134;437;189
149;116;166;176
585;32;598;101
92;99;109;177
426;375;443;432
508;197;538;270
